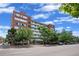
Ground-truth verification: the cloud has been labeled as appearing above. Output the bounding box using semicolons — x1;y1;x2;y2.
56;26;71;33
53;17;69;23
65;27;71;31
34;3;61;12
0;26;10;29
0;3;10;7
40;4;60;11
0;7;15;13
71;18;79;23
66;27;70;29
53;16;79;24
73;31;79;37
55;27;64;33
53;19;61;22
0;3;15;13
0;25;10;38
32;13;50;19
42;21;54;25
0;29;8;38
55;27;64;30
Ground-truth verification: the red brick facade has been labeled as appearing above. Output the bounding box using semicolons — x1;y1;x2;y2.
11;10;55;29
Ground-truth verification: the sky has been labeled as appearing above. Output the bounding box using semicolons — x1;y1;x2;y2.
0;3;79;38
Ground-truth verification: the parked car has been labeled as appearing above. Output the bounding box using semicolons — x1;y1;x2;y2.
58;42;64;45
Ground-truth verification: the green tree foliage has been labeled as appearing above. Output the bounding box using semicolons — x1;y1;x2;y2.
58;29;73;44
14;27;33;45
59;3;79;18
6;27;79;46
72;36;79;43
6;28;16;45
38;26;58;44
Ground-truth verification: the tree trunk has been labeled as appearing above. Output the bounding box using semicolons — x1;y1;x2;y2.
43;41;46;46
27;40;30;47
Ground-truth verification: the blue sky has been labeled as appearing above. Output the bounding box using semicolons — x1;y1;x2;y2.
0;3;79;38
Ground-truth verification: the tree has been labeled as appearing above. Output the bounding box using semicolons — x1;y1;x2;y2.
38;26;58;45
6;28;16;45
48;30;58;44
72;36;79;43
14;27;33;46
76;37;79;43
0;36;4;43
59;3;79;18
58;29;73;44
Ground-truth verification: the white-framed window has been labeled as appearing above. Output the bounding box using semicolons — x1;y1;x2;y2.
15;26;19;29
15;13;20;17
16;22;27;27
23;16;28;19
14;17;27;22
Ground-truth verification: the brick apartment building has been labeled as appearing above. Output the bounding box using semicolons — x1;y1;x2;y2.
11;10;55;42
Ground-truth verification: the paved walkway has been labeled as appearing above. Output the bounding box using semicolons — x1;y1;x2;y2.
0;44;79;56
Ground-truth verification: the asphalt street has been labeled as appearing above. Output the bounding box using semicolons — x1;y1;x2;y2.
0;44;79;56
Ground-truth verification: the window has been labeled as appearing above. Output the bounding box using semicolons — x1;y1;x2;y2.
21;23;24;26
31;25;36;28
23;16;28;19
24;24;27;26
15;13;20;17
14;17;27;22
20;23;26;27
15;26;19;29
16;22;27;27
16;22;20;26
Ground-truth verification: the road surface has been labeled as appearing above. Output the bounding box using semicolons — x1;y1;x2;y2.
0;44;79;56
